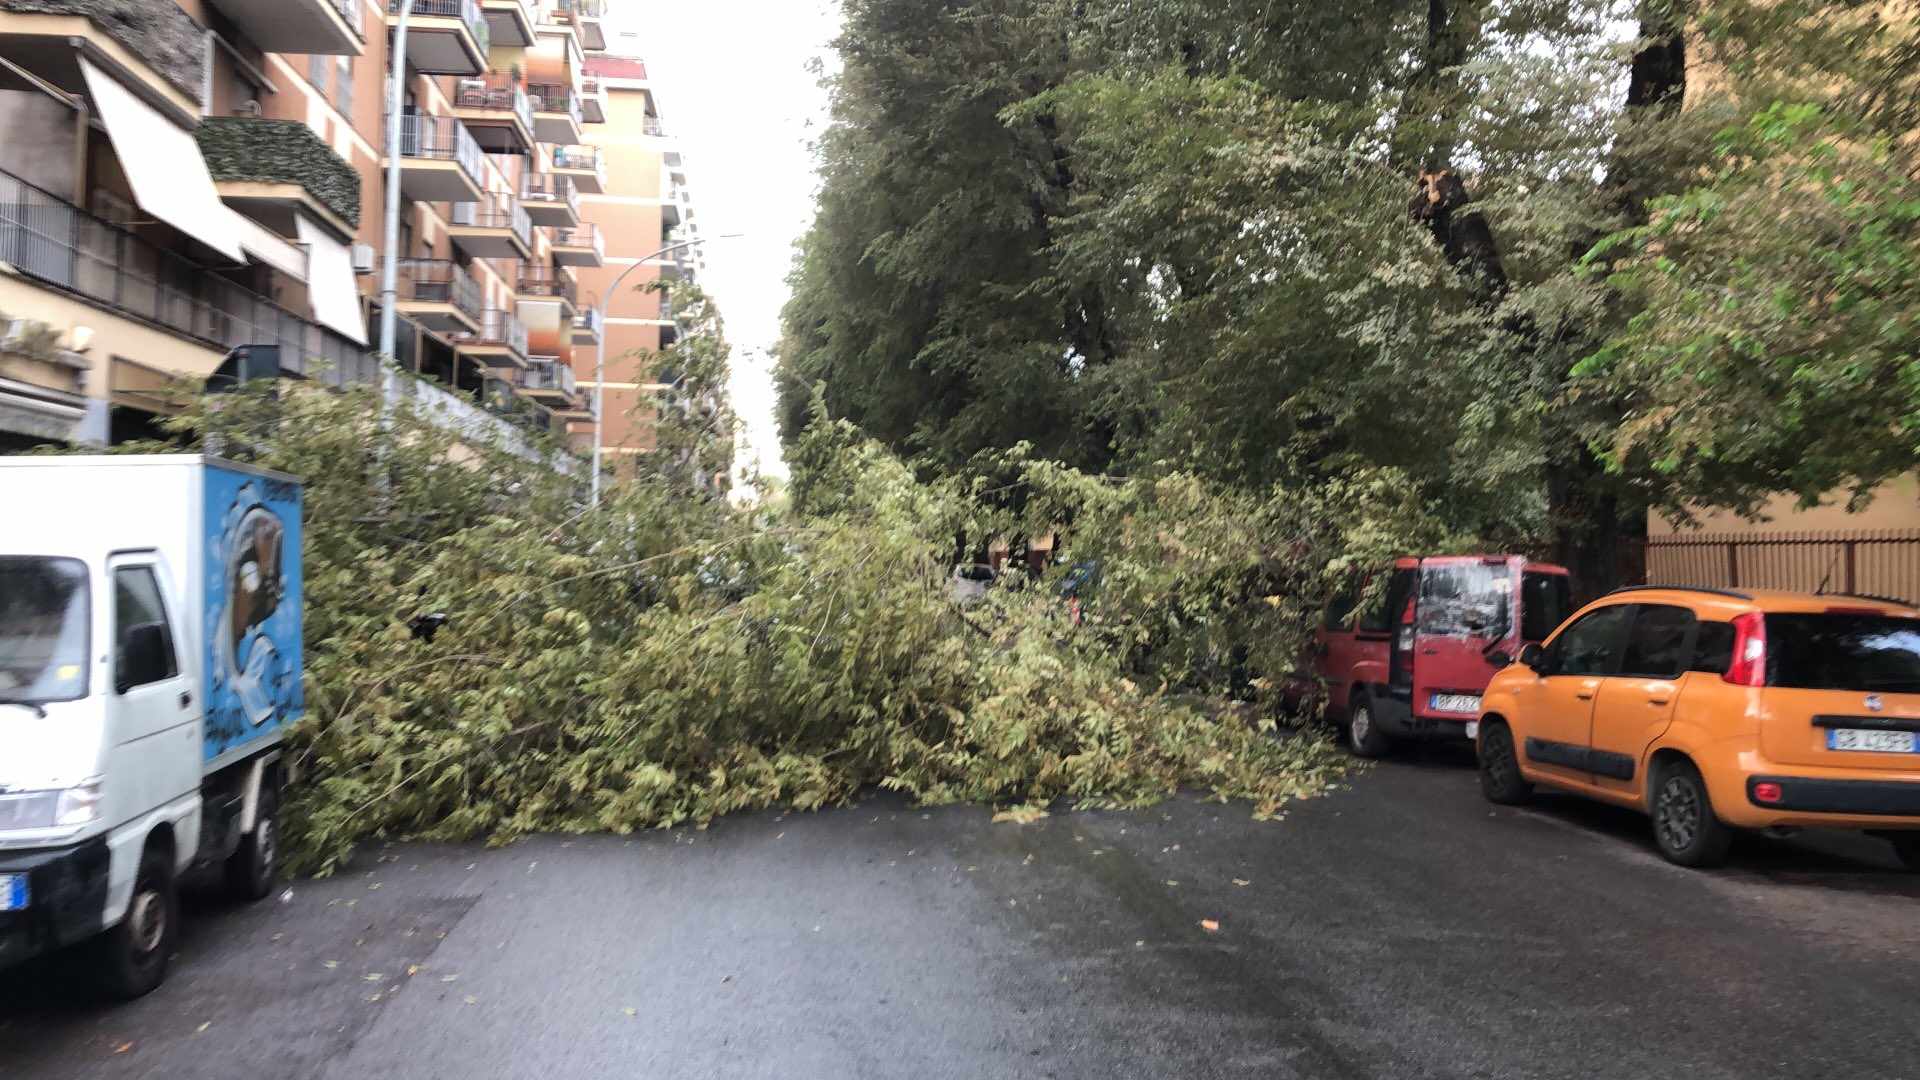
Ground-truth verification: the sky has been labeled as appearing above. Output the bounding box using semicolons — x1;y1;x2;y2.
602;0;843;489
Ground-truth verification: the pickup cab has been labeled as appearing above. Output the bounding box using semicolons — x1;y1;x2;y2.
0;455;301;997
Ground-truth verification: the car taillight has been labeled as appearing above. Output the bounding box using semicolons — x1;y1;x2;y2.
1724;611;1767;686
1752;781;1783;805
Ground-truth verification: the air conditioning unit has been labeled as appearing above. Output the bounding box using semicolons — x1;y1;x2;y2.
351;243;377;275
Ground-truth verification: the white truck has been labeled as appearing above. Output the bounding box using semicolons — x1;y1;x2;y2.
0;456;302;998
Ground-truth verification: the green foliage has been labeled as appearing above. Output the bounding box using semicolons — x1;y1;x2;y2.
196;118;364;228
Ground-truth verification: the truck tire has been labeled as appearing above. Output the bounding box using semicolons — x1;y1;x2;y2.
1476;720;1532;805
226;788;280;902
1650;759;1733;868
1346;692;1393;759
96;843;177;1000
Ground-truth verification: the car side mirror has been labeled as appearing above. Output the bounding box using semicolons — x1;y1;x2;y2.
1485;650;1512;668
1518;642;1546;675
117;622;169;693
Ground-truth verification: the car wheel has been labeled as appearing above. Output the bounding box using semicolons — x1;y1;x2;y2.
1477;720;1532;805
1346;693;1392;759
1886;833;1920;872
227;788;280;902
96;843;177;1000
1650;760;1733;868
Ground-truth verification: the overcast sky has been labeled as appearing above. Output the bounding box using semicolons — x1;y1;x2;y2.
602;0;842;487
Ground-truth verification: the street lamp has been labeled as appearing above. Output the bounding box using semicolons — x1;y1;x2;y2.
589;233;740;507
377;0;416;362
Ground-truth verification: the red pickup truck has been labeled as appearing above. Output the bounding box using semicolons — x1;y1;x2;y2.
1311;555;1573;757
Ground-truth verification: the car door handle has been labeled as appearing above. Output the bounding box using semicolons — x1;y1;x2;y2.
1576;691;1595;700
179;691;192;709
1647;697;1670;706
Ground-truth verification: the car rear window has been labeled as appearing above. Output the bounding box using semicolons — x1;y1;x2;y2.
1417;563;1511;638
1765;613;1920;693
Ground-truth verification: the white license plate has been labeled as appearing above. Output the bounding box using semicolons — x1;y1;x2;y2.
0;873;25;912
1430;693;1481;714
1827;728;1919;754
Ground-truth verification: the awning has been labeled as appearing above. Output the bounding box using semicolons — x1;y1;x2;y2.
79;60;246;263
231;212;309;282
296;216;369;346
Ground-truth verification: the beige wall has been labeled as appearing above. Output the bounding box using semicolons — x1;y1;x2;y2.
1652;476;1920;536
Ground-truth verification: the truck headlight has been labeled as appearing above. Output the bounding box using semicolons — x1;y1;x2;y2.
53;780;103;827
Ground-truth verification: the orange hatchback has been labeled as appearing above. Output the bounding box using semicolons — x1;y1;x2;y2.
1474;586;1920;868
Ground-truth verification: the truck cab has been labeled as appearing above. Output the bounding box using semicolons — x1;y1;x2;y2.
1315;555;1572;757
0;456;300;998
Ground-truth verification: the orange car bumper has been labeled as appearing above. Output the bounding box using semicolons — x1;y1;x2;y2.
1709;749;1920;830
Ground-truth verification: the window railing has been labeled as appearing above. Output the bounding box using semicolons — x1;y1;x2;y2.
451;195;533;247
520;172;579;217
455;308;529;359
396;258;483;321
330;0;365;38
526;83;583;129
643;116;665;137
552;145;600;172
524;355;576;396
572;301;602;338
389;0;490;54
517;263;578;307
453;72;534;134
548;223;601;256
0;166;377;388
389;114;485;188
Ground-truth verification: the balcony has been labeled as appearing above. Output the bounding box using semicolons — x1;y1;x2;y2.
551;145;606;194
387;0;489;75
209;0;363;56
452;309;530;368
525;83;584;146
519;173;579;227
643;116;667;138
579;76;606;124
0;0;209;117
386;114;486;204
395;258;483;334
449;195;532;260
565;0;607;51
547;223;603;268
515;263;578;315
479;0;535;46
452;72;535;155
520;355;576;404
0;167;379;389
571;301;602;344
197;118;362;238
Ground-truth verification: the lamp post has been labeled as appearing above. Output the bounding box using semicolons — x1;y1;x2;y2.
378;0;416;362
590;233;739;507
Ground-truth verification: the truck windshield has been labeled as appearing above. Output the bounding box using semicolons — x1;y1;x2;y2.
1765;613;1920;694
1418;562;1512;639
0;556;90;704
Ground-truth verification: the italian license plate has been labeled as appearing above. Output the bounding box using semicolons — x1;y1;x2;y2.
0;873;26;912
1827;728;1919;754
1430;693;1481;714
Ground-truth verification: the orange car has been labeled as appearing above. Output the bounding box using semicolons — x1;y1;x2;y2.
1473;586;1920;868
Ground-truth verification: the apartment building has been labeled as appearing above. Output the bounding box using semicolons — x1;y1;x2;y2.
0;0;606;452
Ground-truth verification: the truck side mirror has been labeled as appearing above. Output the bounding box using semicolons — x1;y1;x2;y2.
1518;642;1546;675
117;623;170;693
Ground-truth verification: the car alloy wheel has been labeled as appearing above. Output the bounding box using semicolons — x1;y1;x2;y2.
1656;775;1701;852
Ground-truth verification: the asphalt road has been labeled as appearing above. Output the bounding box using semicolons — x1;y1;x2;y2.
5;743;1920;1080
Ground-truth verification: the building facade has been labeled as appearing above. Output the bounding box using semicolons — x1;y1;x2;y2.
0;0;618;453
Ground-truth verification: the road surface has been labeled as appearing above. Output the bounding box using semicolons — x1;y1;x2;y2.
4;743;1918;1079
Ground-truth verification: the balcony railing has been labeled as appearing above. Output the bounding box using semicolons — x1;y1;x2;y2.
549;223;601;252
643;116;666;137
454;72;534;132
389;114;485;185
520;172;580;216
526;83;583;128
0;166;378;387
517;263;577;306
524;355;576;396
396;258;483;321
455;308;530;358
552;145;601;172
451;195;533;247
389;0;490;53
572;302;602;338
329;0;366;36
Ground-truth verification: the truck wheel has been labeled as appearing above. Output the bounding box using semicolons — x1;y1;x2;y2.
1650;759;1733;868
1346;693;1393;759
97;844;176;1000
1886;833;1920;872
227;789;280;902
1477;720;1532;805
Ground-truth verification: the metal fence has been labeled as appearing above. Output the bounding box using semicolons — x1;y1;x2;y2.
527;83;583;128
396;258;483;321
1644;531;1920;603
0;167;378;388
390;113;485;187
390;0;489;52
517;263;577;307
451;195;533;247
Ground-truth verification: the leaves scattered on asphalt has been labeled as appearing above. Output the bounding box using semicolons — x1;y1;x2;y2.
1233;878;1251;887
1200;919;1221;933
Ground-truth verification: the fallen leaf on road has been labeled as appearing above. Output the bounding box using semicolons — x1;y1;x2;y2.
622;1007;637;1017
368;883;382;891
1233;879;1250;887
406;965;420;977
322;961;340;970
1165;880;1179;887
362;974;384;982
440;975;460;983
196;1022;211;1034
464;995;478;1006
1200;919;1220;933
278;888;294;903
114;1042;134;1054
992;805;1049;825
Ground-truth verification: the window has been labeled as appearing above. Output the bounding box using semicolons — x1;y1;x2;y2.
1619;604;1696;679
1764;614;1920;693
308;54;329;102
336;58;355;118
1416;562;1512;639
1521;572;1572;642
1545;604;1632;677
1359;567;1418;635
0;557;90;704
113;566;178;689
1690;621;1735;675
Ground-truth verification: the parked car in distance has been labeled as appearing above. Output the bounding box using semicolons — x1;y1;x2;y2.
950;563;997;606
1309;555;1573;758
1475;585;1920;869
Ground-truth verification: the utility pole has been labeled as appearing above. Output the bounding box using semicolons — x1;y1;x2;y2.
378;0;416;362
